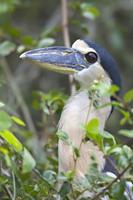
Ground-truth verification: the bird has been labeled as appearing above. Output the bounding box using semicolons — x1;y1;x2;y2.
20;39;123;196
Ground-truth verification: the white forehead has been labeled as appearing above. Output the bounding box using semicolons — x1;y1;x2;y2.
72;39;96;54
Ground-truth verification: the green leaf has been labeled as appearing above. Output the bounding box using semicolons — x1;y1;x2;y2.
0;146;9;154
22;35;36;46
37;38;55;48
111;181;125;199
59;182;71;198
33;90;67;115
0;1;17;14
122;145;133;160
43;170;56;185
118;109;131;125
85;119;116;151
5;154;12;167
95;82;111;96
63;170;75;181
124;89;133;103
0;147;12;167
22;148;36;173
108;85;120;95
81;3;100;19
119;129;133;138
107;146;122;155
85;118;103;150
0;102;5;108
0;41;16;56
100;131;116;146
73;147;80;158
85;118;99;134
0;130;23;152
17;45;26;53
11;116;25;126
0;111;12;130
56;130;69;142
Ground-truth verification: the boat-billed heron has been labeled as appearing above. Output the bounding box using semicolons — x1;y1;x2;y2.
20;39;121;182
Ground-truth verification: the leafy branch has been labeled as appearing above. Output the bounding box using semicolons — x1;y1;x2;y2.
91;162;132;200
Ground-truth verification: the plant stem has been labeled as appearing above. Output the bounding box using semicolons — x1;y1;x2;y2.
106;157;133;200
4;185;13;200
91;162;132;200
12;171;16;200
61;0;76;95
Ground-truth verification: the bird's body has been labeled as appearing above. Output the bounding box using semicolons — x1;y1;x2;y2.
21;38;133;199
20;38;119;178
58;62;112;177
59;91;107;176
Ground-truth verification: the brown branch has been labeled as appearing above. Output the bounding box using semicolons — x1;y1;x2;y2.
61;0;76;95
91;162;132;200
4;185;13;200
0;58;36;135
106;157;133;200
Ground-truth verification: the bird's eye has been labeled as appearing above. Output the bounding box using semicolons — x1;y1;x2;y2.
85;52;98;64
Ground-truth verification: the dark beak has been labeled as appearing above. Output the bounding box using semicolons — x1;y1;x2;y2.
20;46;87;74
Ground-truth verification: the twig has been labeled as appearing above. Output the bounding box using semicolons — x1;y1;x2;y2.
91;162;132;200
106;157;133;200
0;58;36;135
61;0;76;95
61;0;70;47
33;168;57;192
12;171;16;200
4;185;13;200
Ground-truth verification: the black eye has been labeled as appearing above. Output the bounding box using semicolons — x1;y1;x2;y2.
85;52;98;64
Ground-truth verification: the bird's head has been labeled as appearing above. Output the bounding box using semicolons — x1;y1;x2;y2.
20;39;121;90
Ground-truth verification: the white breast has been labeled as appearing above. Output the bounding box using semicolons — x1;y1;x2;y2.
58;90;111;178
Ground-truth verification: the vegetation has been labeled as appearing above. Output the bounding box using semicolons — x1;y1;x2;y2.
0;0;133;199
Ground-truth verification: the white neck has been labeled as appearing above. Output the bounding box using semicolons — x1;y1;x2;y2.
74;62;111;88
58;65;112;177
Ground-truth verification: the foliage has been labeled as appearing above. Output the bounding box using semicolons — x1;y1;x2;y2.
0;82;132;200
0;0;133;200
